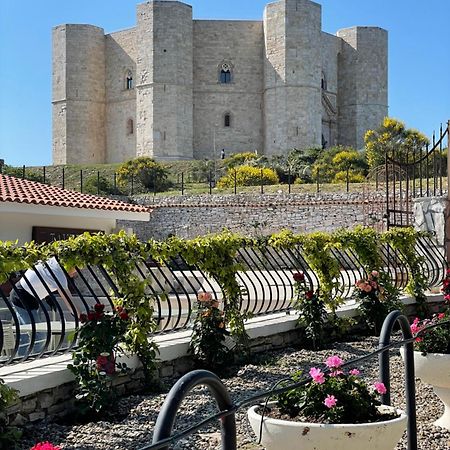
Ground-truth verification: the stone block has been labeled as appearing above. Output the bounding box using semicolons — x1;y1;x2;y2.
28;411;46;422
21;398;37;413
159;365;174;378
38;393;55;409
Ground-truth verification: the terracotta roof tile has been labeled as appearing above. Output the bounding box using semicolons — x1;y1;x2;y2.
0;174;150;214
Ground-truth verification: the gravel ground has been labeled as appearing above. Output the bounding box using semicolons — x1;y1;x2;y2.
18;336;450;450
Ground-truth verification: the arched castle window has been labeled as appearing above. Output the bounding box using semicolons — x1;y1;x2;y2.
224;113;231;127
127;118;134;135
125;70;133;90
219;61;233;84
321;71;327;91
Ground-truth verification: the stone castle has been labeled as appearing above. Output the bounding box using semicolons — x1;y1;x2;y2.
52;0;388;165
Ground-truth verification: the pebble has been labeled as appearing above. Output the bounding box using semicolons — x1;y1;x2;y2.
17;336;450;449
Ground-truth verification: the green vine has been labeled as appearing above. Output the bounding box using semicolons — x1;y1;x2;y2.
382;227;429;318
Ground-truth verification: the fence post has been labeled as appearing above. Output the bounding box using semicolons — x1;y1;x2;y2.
379;310;417;450
153;168;157;197
131;173;134;196
260;168;264;194
114;173;117;193
181;172;184;195
97;171;100;195
288;167;291;194
62;167;65;189
80;169;83;193
316;168;320;193
22;165;25;179
346;166;350;192
209;169;212;195
43;166;46;184
234;169;237;195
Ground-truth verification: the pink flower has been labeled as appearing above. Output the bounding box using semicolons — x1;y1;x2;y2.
371;270;379;278
410;317;421;335
326;355;343;369
309;367;325;384
363;284;372;292
30;443;61;450
197;292;212;302
444;294;450;302
349;368;360;376
324;394;337;409
330;370;343;377
374;382;387;395
438;313;446;320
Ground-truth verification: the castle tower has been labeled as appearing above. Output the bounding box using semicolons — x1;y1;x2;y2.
136;1;193;160
263;0;322;155
52;25;106;164
337;27;388;149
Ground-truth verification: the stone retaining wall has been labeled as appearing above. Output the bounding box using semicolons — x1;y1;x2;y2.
119;192;386;240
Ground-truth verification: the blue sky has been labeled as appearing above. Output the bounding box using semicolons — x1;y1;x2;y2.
0;0;448;166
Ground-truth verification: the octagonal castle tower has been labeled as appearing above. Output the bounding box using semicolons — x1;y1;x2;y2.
52;0;388;164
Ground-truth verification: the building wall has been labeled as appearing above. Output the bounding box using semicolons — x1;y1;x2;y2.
52;0;388;164
337;27;388;149
136;1;193;160
193;20;264;159
105;28;137;163
263;0;322;155
321;32;340;147
0;211;116;245
52;25;106;165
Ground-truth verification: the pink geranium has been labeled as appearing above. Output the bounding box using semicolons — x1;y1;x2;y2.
30;443;61;450
309;367;325;384
324;394;337;408
349;368;360;376
373;382;387;395
325;355;343;369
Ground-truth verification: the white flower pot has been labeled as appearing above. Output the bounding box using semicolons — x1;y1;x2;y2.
413;351;450;430
247;404;407;450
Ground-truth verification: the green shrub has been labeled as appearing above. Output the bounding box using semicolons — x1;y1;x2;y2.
83;174;120;195
3;165;43;182
117;157;170;192
332;171;365;184
224;152;259;168
217;165;279;188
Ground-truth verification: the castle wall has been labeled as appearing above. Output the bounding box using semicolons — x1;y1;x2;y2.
192;21;264;159
337;27;388;149
263;0;322;156
105;28;137;163
321;32;339;147
52;0;388;165
136;1;193;160
52;25;106;165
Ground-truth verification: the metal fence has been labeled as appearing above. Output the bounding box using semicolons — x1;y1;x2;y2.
0;236;445;365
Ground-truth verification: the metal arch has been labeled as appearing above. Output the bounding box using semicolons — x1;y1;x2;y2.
148;370;236;450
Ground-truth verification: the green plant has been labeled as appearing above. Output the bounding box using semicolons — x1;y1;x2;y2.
0;379;21;447
292;272;327;349
276;355;390;424
189;292;233;370
365;117;429;168
83;174;120;195
217;165;279;188
354;270;402;335
117;157;170;192
224;152;259;168
410;269;450;354
68;303;130;415
383;228;429;318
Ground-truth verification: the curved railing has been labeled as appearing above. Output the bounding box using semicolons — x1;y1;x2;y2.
0;236;446;365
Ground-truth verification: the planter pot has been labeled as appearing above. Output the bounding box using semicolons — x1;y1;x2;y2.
411;351;450;430
247;404;407;450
